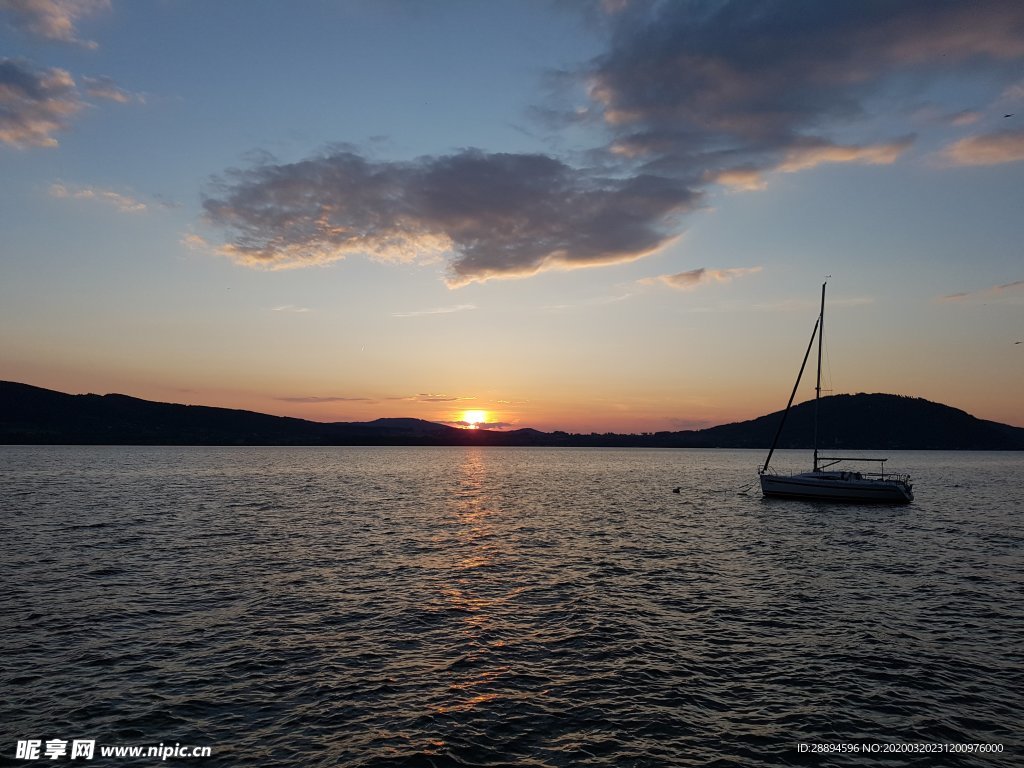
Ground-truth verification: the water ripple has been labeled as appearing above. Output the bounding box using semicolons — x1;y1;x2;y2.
1;446;1021;766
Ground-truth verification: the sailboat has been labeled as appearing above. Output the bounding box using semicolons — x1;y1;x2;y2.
758;282;914;504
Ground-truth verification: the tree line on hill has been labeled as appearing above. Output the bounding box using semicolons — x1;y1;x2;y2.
2;381;1022;450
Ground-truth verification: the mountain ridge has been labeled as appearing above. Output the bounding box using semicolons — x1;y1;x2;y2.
2;380;1022;449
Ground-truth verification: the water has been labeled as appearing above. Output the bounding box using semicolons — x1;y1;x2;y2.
1;446;1021;767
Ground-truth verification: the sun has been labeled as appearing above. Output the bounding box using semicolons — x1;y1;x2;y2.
461;410;488;429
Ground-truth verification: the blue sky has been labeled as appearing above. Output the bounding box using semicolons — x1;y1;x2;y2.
2;0;1022;431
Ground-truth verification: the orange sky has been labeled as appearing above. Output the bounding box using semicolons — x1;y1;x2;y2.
2;2;1022;431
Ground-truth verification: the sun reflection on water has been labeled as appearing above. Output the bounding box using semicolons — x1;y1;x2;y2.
429;448;522;717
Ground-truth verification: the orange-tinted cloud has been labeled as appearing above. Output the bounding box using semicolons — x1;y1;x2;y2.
708;138;913;191
0;0;109;48
0;59;82;148
640;266;762;291
392;304;477;318
49;182;146;212
941;129;1024;166
940;279;1024;302
776;137;914;173
81;75;143;104
706;166;766;192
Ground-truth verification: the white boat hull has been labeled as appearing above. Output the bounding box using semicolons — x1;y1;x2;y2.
760;471;913;504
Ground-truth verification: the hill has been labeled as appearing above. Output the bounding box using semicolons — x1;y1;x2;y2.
1;381;1021;449
683;393;1024;451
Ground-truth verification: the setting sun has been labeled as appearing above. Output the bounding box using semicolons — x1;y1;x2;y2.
461;410;488;429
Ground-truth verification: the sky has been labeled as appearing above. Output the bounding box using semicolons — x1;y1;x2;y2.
2;0;1023;433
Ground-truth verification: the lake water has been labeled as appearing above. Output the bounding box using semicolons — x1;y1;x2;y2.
1;446;1021;766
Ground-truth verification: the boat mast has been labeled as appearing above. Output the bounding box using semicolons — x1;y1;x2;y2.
813;281;826;472
760;308;820;475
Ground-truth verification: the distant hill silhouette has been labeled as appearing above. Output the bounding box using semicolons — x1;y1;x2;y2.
684;393;1024;451
1;381;1021;449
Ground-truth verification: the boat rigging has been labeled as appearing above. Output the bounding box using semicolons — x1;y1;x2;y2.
758;282;914;504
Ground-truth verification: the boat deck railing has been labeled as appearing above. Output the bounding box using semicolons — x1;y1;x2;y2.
861;471;912;485
816;456;910;485
758;465;911;485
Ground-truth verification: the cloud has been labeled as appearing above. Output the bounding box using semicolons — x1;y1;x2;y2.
202;149;698;287
0;0;109;47
392;304;477;318
940;129;1024;166
376;393;476;404
940;279;1024;302
81;75;143;104
198;1;1024;288
543;291;635;311
706;166;766;192
49;181;146;212
640;266;762;291
705;137;913;190
949;110;983;127
274;391;476;404
586;1;1023;180
0;58;83;147
775;137;914;173
270;304;311;313
414;393;473;403
276;397;372;403
1003;80;1024;102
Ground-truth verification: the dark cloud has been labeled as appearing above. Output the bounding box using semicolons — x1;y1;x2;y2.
200;0;1024;286
0;58;82;147
202;148;698;286
589;0;1024;177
